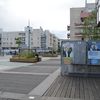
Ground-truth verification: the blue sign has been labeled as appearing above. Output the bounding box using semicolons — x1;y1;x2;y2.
91;59;99;65
88;41;100;65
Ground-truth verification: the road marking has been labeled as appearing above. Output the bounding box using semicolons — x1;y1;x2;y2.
0;71;50;75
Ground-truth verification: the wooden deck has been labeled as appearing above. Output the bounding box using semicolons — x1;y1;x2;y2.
43;76;100;100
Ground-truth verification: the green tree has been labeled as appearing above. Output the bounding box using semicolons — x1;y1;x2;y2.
15;37;22;53
82;10;100;40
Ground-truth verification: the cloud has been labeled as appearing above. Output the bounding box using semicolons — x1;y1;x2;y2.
52;30;68;39
0;0;95;39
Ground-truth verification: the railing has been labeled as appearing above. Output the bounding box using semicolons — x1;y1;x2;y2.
75;33;83;36
74;23;84;28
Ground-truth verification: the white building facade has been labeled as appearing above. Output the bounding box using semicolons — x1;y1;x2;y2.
1;27;59;54
1;31;25;49
70;3;96;40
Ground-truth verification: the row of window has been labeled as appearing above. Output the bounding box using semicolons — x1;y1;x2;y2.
19;33;25;36
2;42;14;45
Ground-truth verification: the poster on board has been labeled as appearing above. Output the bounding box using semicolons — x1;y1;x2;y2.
62;42;74;64
87;41;100;65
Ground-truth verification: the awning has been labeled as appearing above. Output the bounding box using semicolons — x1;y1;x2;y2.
80;12;91;18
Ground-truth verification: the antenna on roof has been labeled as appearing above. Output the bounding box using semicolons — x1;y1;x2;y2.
28;19;30;27
85;0;87;7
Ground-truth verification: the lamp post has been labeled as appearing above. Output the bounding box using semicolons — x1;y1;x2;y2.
27;20;31;50
85;0;87;7
28;26;31;50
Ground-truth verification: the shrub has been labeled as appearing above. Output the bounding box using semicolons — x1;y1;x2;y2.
19;50;35;58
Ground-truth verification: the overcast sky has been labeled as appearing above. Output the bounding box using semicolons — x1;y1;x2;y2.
0;0;95;39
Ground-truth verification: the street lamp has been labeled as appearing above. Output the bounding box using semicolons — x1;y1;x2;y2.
27;21;32;50
28;26;31;50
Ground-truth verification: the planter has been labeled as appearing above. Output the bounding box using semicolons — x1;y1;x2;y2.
10;56;41;63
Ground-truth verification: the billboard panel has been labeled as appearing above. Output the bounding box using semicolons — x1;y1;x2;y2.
62;41;74;64
73;41;86;64
61;41;86;65
87;41;100;65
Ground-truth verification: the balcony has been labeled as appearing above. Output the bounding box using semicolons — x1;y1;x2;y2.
75;33;83;37
74;23;84;28
67;25;70;31
67;33;70;38
74;22;93;28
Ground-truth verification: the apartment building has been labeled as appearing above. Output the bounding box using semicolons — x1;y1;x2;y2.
25;26;43;50
32;28;43;50
24;26;33;49
41;30;58;52
1;31;25;49
53;35;58;51
1;27;59;54
70;3;95;40
44;30;53;51
0;29;2;47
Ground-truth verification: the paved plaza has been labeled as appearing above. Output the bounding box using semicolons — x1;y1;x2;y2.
0;55;60;100
0;56;33;71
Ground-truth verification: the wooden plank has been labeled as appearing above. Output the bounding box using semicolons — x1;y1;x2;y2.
48;76;62;96
44;76;100;100
91;78;99;99
60;76;71;97
83;78;90;100
44;76;60;96
77;77;80;98
70;77;76;98
55;76;67;97
89;78;98;100
65;77;73;98
51;76;65;97
94;78;100;99
79;77;85;100
92;78;100;99
74;77;80;99
87;78;94;100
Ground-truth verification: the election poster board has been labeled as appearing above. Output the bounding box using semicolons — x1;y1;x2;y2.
61;41;74;64
61;41;87;65
87;41;100;65
73;41;86;64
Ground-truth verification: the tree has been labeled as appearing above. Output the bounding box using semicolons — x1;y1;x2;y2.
82;10;100;40
15;37;22;53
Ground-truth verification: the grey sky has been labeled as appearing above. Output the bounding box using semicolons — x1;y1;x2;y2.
0;0;95;39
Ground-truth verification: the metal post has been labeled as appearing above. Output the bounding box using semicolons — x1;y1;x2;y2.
28;28;31;50
28;20;31;50
85;0;87;7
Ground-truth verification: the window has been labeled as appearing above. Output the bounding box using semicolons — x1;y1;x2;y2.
19;33;25;36
80;17;84;22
